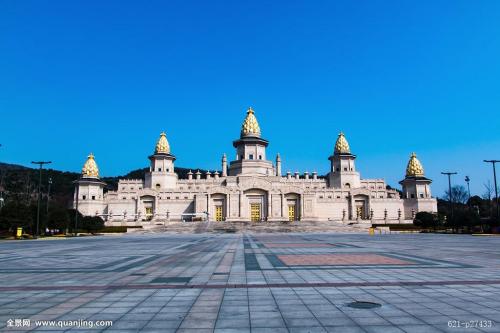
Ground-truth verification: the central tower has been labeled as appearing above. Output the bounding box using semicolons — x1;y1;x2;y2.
228;107;275;176
144;132;178;190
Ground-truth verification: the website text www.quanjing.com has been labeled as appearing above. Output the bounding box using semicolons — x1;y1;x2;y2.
6;318;113;329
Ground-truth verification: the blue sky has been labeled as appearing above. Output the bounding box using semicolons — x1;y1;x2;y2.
1;0;499;197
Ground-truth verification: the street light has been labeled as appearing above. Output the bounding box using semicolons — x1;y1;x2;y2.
74;182;79;237
46;177;52;215
484;160;500;220
31;161;52;238
441;172;457;220
465;176;471;203
0;144;4;210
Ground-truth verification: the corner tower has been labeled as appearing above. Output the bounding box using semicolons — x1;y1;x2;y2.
74;153;106;216
399;153;437;216
144;132;178;190
328;132;360;188
399;153;432;199
228;107;275;176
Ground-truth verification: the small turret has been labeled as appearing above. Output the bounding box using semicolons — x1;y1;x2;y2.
276;153;282;176
222;153;227;177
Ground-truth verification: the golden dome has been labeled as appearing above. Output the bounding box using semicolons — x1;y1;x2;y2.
155;132;171;154
81;153;99;178
241;107;261;137
334;132;351;154
406;152;425;177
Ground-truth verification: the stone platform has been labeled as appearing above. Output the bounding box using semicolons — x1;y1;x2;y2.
136;220;375;234
0;233;499;332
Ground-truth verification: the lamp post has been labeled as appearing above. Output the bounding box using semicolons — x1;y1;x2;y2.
465;176;471;203
31;161;52;238
74;182;79;236
484;160;500;220
0;144;4;210
441;172;457;220
46;177;52;215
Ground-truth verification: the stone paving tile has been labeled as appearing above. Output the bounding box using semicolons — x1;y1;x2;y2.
1;233;500;333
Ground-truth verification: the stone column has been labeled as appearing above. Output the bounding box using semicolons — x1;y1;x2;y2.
222;154;227;177
281;193;286;220
276;154;282;176
349;195;354;220
239;191;244;220
225;194;229;220
267;194;272;222
207;193;211;220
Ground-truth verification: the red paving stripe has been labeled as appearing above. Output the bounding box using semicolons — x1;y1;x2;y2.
263;243;336;248
277;254;414;265
2;280;500;291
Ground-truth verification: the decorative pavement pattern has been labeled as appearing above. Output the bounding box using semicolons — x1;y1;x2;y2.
0;233;499;332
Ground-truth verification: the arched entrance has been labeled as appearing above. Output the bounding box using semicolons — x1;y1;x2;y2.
352;194;369;220
285;193;300;222
140;195;155;221
244;188;268;222
211;193;226;222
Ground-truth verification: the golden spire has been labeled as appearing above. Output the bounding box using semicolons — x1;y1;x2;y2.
241;107;261;137
406;152;425;177
155;132;171;154
334;132;351;154
81;153;99;178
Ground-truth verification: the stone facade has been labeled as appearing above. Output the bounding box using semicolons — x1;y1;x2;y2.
74;108;437;226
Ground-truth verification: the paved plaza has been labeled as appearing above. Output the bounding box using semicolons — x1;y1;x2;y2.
0;233;499;332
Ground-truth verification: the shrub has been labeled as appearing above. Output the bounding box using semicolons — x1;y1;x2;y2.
414;212;438;229
80;216;105;233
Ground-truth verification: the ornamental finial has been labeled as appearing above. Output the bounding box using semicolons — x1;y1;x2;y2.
155;132;171;154
81;153;99;178
241;107;261;137
334;132;351;154
406;152;425;177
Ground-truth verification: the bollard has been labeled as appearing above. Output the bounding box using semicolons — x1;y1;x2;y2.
16;227;23;238
369;227;375;236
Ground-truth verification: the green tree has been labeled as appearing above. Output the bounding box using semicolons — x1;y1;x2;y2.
47;206;70;232
454;209;480;232
445;185;469;204
67;209;83;233
80;216;104;233
0;202;33;233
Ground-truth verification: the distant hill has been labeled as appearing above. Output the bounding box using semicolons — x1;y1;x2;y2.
0;163;209;208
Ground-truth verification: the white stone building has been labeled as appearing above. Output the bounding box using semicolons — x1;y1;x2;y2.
74;107;437;225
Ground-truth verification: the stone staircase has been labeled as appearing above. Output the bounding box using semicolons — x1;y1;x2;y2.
129;220;371;234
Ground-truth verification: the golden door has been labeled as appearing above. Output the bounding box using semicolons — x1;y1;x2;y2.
288;205;295;222
215;206;223;222
250;203;261;222
145;207;153;220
